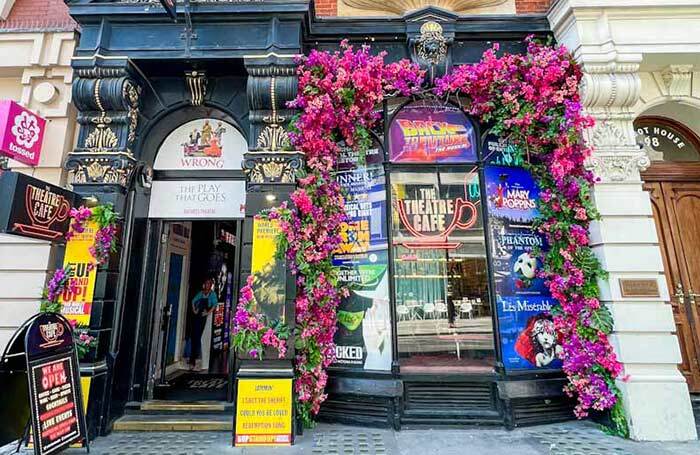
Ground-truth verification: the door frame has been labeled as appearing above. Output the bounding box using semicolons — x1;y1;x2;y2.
642;161;700;392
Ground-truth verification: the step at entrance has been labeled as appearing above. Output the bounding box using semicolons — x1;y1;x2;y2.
127;400;233;414
113;413;232;432
115;401;233;431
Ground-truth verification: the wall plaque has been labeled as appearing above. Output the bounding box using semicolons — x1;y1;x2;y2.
619;278;660;298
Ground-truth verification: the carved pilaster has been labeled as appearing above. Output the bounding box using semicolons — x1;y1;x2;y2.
243;55;303;186
580;62;649;182
65;65;143;191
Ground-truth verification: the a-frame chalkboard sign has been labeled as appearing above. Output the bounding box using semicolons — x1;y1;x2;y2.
0;313;89;455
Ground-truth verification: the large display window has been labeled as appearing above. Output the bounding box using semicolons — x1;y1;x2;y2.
390;168;495;373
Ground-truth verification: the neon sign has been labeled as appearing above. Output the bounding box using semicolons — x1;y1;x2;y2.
390;101;477;164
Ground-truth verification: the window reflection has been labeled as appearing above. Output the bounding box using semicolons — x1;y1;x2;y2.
391;168;495;373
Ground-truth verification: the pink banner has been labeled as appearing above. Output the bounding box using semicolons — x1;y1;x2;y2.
0;100;46;166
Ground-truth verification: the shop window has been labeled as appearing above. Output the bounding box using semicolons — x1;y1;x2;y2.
390;168;495;373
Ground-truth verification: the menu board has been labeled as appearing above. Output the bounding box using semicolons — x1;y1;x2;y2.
485;135;562;371
24;313;87;455
234;378;292;446
28;354;83;455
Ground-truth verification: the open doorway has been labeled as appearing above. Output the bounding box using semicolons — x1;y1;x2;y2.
152;220;240;401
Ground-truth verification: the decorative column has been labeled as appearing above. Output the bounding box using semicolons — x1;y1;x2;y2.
582;60;697;441
63;61;143;437
242;56;301;320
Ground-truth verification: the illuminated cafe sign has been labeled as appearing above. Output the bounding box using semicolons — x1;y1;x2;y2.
0;171;79;242
395;186;479;250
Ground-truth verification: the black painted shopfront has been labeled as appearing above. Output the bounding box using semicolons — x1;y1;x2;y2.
64;0;571;437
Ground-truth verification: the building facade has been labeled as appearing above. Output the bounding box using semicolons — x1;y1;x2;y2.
42;0;699;443
0;0;77;349
549;0;700;441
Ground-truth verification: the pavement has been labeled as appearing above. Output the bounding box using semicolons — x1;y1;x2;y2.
2;421;699;455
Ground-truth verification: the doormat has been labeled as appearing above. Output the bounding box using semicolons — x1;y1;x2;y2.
163;373;228;401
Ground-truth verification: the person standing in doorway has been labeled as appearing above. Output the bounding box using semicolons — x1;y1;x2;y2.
188;277;217;371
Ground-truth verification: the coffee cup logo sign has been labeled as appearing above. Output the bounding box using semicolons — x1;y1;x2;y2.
0;100;46;166
395;186;478;249
14;184;71;240
39;322;65;349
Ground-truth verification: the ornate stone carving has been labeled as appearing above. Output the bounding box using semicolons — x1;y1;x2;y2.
592;122;626;149
342;0;507;15
66;154;137;188
185;70;207;106
66;64;143;188
586;150;651;182
579;62;649;182
660;65;693;98
415;21;448;66
84;122;119;151
244;153;302;184
244;56;300;186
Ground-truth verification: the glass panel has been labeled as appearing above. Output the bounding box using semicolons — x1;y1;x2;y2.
635;121;700;162
391;168;495;373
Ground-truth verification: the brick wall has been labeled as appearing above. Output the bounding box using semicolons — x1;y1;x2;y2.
0;0;76;31
316;0;338;17
515;0;552;13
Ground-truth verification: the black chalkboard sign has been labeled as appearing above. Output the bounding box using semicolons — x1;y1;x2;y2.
24;313;87;455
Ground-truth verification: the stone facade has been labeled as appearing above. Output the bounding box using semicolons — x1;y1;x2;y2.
0;0;77;351
549;0;700;442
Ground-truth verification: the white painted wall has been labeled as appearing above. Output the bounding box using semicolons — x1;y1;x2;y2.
0;31;77;355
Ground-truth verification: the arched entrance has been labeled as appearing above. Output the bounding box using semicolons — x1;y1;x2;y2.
637;113;700;391
125;108;249;404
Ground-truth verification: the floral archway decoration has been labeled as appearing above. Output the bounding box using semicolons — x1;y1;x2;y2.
233;38;628;436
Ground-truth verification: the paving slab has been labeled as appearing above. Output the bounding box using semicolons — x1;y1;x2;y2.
1;421;698;455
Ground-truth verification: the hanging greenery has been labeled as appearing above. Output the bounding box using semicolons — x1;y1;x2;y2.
435;38;627;437
233;38;628;436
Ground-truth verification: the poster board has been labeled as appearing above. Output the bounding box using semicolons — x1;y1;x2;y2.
250;217;286;322
24;313;87;455
60;221;98;327
484;132;562;371
234;378;292;446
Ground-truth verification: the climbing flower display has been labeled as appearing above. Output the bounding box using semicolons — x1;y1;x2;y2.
435;38;627;436
234;37;626;436
232;41;424;427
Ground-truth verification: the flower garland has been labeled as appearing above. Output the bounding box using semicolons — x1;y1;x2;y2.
234;38;627;436
232;41;423;427
232;273;289;359
435;38;627;436
40;204;119;359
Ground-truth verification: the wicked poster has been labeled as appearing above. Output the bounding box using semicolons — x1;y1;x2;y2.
332;147;392;371
485;162;562;371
